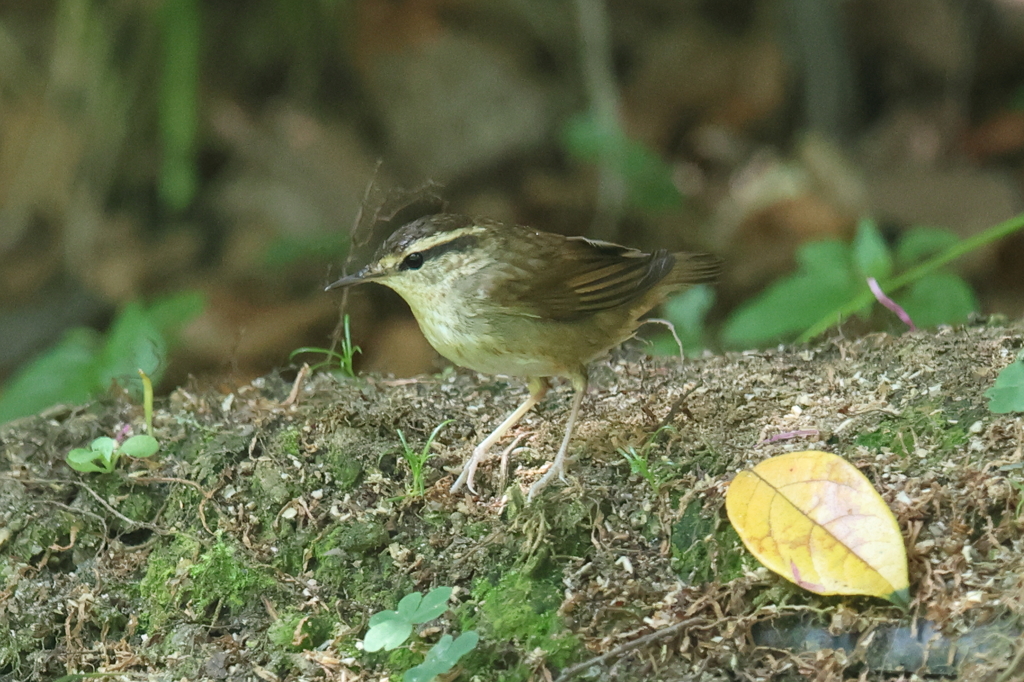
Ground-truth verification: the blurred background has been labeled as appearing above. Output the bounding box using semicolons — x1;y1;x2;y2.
3;0;1024;420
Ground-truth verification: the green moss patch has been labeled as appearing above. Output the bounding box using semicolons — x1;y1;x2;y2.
460;571;581;679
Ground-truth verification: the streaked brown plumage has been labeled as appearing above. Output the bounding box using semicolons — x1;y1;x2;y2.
327;214;721;499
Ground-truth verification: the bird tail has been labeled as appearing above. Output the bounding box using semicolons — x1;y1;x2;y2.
669;252;723;285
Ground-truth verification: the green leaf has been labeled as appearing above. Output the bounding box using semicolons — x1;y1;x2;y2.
363;612;412;652
895;226;960;267
408;586;452;623
403;663;442;682
99;293;204;394
120;434;160;458
723;240;860;346
895;272;977;328
986;354;1024;414
436;630;479;662
367;606;401;628
394;588;450;624
0;328;101;424
403;658;447;682
403;632;479;682
364;588;452;653
396;591;425;621
91;437;118;458
145;291;206;341
100;302;166;391
852;218;893;280
66;448;114;473
651;285;715;357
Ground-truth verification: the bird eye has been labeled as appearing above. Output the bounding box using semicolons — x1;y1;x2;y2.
400;252;424;271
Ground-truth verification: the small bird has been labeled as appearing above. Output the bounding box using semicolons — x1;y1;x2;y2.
326;214;721;500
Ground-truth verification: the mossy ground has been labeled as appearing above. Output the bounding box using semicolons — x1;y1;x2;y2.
1;323;1023;680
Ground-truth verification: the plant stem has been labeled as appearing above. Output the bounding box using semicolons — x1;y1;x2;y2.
139;369;154;433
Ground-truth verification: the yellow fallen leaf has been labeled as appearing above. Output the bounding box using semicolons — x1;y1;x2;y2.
726;450;909;606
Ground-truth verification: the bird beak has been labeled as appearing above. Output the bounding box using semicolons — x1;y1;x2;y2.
324;265;382;291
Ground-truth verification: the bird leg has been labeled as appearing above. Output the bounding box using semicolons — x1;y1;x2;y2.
450;377;549;494
528;373;587;501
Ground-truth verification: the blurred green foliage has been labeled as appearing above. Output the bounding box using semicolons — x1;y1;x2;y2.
722;220;978;346
561;112;682;211
263;234;350;270
651;284;716;357
158;0;201;211
0;292;205;424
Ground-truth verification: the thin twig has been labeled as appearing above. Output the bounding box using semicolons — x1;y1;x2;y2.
995;637;1024;682
643;317;685;362
281;363;310;407
131;475;220;535
498;431;530;492
553;616;702;682
336;159;385;317
654;385;697;435
78;483;168;533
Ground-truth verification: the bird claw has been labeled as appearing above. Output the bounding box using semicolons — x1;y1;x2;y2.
464;459;480;495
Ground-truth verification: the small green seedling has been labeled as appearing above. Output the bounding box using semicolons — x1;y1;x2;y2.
618;425;677;495
66;368;160;473
291;314;361;378
338;314;361;377
66;434;159;473
397;420;452;496
620;446;661;492
363;587;478;682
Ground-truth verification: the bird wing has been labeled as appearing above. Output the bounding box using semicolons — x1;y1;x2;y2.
487;234;686;322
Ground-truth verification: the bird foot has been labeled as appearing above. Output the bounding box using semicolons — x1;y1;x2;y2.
450;445;488;494
451;432;532;495
526;458;569;501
